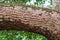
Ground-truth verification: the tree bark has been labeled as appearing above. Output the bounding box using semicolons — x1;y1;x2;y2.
0;6;60;40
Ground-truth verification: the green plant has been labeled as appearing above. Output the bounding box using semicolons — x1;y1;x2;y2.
0;30;47;40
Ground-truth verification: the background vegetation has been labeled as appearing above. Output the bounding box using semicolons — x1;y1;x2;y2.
0;0;53;8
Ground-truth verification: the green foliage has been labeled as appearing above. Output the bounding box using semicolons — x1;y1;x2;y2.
0;30;47;40
0;0;52;4
50;0;52;5
0;0;53;7
35;0;46;5
20;0;31;3
0;0;30;3
36;0;42;2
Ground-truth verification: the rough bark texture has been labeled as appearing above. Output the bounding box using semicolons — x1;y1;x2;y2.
0;6;60;40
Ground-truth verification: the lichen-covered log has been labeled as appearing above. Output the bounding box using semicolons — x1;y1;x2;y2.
0;6;60;40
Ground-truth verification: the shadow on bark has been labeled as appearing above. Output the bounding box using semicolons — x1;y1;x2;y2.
0;20;60;40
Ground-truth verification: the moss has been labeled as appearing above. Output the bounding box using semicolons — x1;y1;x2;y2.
0;30;47;40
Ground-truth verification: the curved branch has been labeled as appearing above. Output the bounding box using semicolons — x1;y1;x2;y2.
0;6;60;40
